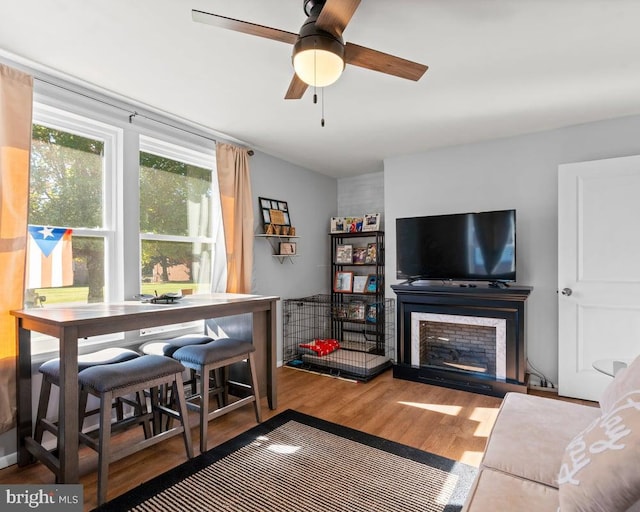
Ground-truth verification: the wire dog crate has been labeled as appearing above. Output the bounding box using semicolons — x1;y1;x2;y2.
283;294;395;381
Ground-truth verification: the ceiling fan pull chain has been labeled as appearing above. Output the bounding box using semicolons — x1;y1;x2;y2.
313;40;318;104
321;87;325;127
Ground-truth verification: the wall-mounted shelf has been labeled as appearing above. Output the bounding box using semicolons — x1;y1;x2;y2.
273;254;300;264
255;234;300;264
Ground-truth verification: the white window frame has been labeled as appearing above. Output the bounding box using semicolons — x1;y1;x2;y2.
30;103;124;356
28;92;223;360
138;135;219;336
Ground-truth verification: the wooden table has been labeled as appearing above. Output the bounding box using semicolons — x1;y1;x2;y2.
12;293;279;483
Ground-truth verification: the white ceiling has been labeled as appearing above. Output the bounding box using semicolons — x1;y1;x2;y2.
2;0;640;178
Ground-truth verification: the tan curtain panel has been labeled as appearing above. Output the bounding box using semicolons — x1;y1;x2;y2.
215;142;254;294
0;65;33;434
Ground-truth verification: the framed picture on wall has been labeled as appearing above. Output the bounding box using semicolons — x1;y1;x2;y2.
259;196;291;231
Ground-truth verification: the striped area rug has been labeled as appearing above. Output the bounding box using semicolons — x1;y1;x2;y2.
95;410;476;512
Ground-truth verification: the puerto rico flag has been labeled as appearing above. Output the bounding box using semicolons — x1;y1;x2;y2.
26;225;73;289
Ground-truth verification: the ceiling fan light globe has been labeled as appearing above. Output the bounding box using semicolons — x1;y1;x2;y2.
293;49;344;87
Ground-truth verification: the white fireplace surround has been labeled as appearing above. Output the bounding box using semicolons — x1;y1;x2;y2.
411;312;507;379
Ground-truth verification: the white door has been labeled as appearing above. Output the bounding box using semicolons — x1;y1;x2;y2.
558;155;640;401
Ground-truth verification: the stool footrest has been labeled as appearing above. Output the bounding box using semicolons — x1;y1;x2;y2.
206;395;256;421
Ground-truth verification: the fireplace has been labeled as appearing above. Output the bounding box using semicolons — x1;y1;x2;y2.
391;283;532;397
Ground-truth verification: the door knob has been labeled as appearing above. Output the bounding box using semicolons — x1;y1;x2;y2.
561;288;573;296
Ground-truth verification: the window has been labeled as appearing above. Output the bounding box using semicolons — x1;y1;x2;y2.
27;104;119;307
139;136;217;296
26;94;222;355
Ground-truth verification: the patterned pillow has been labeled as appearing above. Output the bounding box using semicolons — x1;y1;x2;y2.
599;355;640;413
558;390;640;511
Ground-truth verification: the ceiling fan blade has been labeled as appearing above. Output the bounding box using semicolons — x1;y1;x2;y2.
315;0;361;37
345;42;428;81
192;9;298;45
284;74;308;100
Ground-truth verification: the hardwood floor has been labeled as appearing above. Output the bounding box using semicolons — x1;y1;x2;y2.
0;366;591;511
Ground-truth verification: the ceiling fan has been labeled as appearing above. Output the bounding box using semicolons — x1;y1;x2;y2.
192;0;428;100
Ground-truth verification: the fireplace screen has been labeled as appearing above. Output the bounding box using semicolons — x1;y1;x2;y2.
411;313;507;379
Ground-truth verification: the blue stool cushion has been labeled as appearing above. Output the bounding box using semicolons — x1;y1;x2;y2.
140;335;213;357
172;338;255;366
78;355;185;393
38;347;140;383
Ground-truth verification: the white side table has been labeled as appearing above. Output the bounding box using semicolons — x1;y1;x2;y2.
592;359;629;377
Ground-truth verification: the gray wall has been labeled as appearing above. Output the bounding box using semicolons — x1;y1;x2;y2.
384;114;640;385
250;151;338;363
337;171;384;227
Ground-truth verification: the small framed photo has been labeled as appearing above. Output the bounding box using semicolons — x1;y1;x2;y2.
362;213;381;232
330;217;345;233
333;271;354;293
348;301;366;320
335;244;353;264
352;275;368;293
352;247;367;265
365;243;377;264
365;274;378;293
365;303;378;323
269;209;286;225
333;304;349;319
279;242;297;255
346;217;363;233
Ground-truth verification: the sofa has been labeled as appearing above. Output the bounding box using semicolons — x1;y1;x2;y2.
462;355;640;511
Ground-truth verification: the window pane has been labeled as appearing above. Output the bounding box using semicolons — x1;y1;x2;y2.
141;240;213;294
27;123;107;307
30;124;104;228
26;236;105;306
139;152;212;237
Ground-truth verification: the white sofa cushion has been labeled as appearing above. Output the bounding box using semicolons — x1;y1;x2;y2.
481;393;600;488
462;468;558;511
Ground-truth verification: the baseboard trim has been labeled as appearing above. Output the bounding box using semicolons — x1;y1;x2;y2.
0;452;17;470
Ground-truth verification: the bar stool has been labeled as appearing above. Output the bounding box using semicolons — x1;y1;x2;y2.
77;354;194;506
140;335;214;427
34;347;141;445
172;337;261;453
139;334;213;357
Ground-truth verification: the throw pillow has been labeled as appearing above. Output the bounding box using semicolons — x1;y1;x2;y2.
299;339;340;357
558;390;640;511
600;355;640;413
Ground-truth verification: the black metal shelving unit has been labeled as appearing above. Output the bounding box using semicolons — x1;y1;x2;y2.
330;231;386;355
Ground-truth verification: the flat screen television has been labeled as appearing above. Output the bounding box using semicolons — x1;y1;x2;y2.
396;209;516;283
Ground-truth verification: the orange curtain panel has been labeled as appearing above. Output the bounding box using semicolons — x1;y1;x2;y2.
215;142;254;294
0;65;33;433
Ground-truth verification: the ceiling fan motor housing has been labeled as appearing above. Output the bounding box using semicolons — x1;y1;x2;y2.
293;0;345;87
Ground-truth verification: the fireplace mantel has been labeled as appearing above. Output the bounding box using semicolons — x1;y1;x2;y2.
391;283;533;397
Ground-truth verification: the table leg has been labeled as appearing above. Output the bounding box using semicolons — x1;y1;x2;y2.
58;326;80;483
16;321;34;466
267;300;277;410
